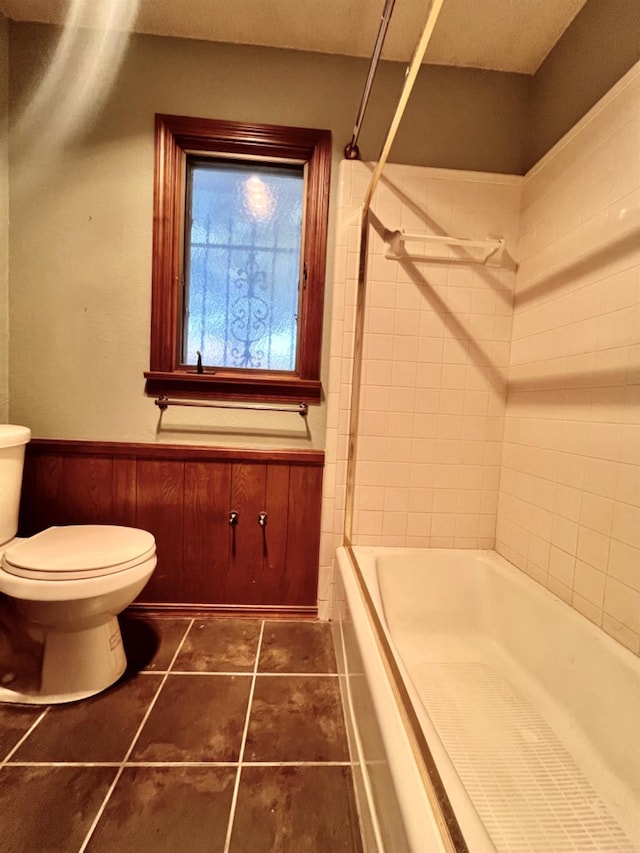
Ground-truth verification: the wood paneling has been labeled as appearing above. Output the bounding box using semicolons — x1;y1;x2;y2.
285;465;323;605
32;454;65;530
62;456;113;523
18;440;323;613
183;460;232;603
111;458;137;527
225;462;294;607
135;460;185;603
229;463;267;605
263;464;290;582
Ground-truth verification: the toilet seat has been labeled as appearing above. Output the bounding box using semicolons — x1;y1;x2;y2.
1;525;156;581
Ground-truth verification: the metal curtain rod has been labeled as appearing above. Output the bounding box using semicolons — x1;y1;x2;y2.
344;0;446;547
344;0;396;159
155;396;309;417
362;0;445;215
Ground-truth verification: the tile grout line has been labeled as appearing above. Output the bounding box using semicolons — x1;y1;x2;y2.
76;618;195;853
222;619;266;853
137;669;340;677
8;759;354;768
1;707;50;767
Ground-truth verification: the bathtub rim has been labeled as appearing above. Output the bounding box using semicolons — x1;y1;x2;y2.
337;542;470;853
346;543;640;851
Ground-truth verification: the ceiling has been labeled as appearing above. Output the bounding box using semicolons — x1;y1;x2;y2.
0;0;589;75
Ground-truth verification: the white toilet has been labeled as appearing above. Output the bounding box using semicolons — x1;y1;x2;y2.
0;424;157;704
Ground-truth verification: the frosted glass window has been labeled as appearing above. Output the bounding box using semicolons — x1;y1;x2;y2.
146;114;330;403
183;161;304;372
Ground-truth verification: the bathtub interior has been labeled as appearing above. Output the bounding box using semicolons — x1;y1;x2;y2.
375;548;640;793
343;546;640;853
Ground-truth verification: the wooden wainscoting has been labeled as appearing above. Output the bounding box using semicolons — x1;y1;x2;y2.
19;440;324;615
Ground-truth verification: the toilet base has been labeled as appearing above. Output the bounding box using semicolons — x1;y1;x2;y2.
0;615;127;705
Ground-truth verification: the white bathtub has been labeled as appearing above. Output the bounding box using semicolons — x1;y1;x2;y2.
334;546;640;853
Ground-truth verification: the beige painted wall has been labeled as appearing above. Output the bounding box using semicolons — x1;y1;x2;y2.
527;0;640;169
7;22;528;447
0;15;8;421
6;8;638;446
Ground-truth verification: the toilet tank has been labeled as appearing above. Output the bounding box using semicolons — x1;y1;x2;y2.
0;425;31;547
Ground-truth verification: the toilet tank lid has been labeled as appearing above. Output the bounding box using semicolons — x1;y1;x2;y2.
0;425;31;448
2;525;156;573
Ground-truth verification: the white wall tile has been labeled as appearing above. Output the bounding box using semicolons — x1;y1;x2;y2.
496;62;640;653
319;66;640;655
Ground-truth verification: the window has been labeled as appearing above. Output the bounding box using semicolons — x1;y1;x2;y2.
145;115;332;403
185;160;303;372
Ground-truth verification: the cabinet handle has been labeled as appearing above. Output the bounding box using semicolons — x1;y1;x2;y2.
258;511;268;528
229;510;239;526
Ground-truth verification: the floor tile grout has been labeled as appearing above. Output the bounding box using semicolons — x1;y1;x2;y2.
76;618;195;853
1;616;360;852
139;670;340;677
7;760;354;767
223;619;266;853
8;761;124;768
1;706;49;767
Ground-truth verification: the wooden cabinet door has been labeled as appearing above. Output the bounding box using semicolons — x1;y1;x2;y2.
228;462;269;605
183;461;232;603
229;462;289;606
229;463;292;606
227;462;318;607
261;464;290;600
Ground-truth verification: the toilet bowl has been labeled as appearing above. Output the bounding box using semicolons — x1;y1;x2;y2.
0;425;156;704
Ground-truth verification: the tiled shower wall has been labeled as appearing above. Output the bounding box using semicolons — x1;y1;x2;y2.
319;163;522;610
496;63;640;654
320;60;640;654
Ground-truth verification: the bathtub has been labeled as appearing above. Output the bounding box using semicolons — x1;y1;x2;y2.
333;546;640;853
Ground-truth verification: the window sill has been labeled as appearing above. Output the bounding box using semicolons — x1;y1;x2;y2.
144;371;322;404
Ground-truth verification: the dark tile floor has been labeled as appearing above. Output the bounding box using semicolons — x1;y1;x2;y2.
0;616;363;853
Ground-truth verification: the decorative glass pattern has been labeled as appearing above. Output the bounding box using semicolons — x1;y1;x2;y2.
183;160;304;371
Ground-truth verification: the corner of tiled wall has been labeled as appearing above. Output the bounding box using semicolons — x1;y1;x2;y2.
319;160;523;616
496;61;640;655
321;61;639;655
319;161;359;620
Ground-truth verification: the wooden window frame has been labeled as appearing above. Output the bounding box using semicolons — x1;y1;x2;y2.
144;114;332;403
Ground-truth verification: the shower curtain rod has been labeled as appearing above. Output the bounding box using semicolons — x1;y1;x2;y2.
361;0;445;215
341;5;468;850
344;0;396;159
344;0;446;547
